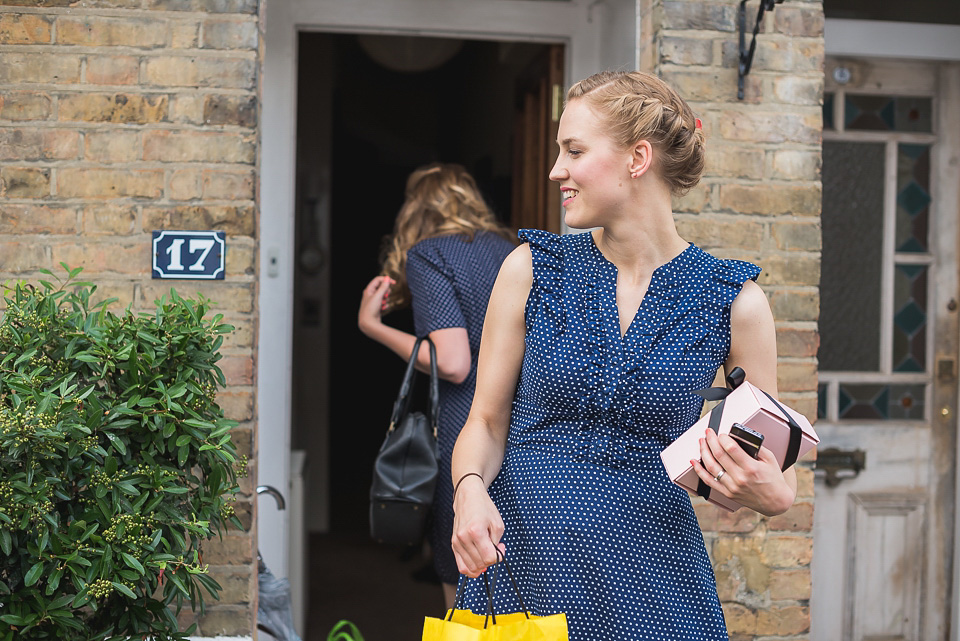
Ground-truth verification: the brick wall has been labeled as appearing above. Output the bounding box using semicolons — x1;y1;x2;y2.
640;1;822;639
0;0;261;636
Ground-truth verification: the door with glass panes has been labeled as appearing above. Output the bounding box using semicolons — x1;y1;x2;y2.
811;59;960;640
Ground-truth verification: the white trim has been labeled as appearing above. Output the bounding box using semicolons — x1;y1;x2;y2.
825;19;960;61
940;62;960;641
881;140;897;375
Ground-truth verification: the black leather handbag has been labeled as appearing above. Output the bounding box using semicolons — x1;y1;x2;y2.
369;336;440;546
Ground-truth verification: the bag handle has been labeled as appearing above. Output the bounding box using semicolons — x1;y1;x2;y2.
387;336;439;435
326;619;364;641
448;548;532;628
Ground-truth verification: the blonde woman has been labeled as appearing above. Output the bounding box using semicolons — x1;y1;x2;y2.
449;71;796;639
357;163;515;608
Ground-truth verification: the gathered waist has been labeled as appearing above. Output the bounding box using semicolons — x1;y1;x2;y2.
506;423;669;472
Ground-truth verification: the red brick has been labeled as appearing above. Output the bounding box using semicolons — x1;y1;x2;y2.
143;204;256;236
0;128;80;161
50;241;147;274
219;355;253;385
143;55;256;89
57;16;168;48
142;282;256;313
0;52;82;84
0;205;78;234
0;91;52;121
0;166;50;198
58;168;163;199
0;241;48;272
775;360;818;393
769;568;812;601
86;55;140;85
718;110;821;145
202;169;254;199
776;326;819;358
143;130;255;163
201;18;258;50
719;183;822;216
84;130;141;163
0;13;53;44
59;93;168;124
761;535;813;567
82;204;138;235
767;500;813;532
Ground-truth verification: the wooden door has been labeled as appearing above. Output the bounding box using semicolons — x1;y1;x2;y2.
511;44;564;234
811;59;960;640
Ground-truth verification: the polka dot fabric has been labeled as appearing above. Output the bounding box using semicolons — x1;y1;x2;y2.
458;228;760;640
406;231;516;584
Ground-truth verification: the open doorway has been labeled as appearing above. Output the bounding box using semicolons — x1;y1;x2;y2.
291;32;563;640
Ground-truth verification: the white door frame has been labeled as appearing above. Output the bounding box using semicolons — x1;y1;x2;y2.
258;0;640;584
822;18;960;641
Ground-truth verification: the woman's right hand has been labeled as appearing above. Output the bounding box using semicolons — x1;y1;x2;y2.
357;275;394;335
451;477;506;577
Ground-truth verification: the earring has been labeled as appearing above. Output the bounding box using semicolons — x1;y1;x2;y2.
630;171;640;179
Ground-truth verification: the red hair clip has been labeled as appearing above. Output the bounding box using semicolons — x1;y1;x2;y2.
695;118;702;130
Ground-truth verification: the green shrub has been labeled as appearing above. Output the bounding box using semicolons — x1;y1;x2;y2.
0;266;245;640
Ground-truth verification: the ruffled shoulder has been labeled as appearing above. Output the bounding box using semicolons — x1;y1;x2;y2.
712;258;762;308
518;228;564;295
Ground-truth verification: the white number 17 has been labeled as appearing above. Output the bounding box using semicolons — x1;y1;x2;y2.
166;238;216;271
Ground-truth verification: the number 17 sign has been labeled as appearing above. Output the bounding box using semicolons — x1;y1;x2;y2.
152;231;226;280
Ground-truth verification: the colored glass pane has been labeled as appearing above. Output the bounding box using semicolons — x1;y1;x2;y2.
895;144;931;253
844;95;932;133
893;264;928;373
838;384;926;420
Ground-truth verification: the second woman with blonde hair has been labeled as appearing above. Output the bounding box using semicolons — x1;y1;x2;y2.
358;162;515;608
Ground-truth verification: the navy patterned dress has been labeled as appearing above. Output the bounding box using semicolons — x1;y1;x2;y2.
406;231;516;584
458;229;760;640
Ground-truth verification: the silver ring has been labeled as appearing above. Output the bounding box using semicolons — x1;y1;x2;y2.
714;469;725;482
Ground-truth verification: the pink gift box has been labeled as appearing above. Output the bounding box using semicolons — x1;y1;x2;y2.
660;381;819;512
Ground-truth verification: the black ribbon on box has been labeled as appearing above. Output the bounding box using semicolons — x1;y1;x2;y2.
692;367;803;501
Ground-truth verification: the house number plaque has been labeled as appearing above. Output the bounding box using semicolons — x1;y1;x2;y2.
152;230;226;280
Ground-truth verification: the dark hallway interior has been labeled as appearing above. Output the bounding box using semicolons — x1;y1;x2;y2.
291;33;554;640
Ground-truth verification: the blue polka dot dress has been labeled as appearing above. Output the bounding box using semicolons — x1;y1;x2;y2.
406;231;516;585
458;228;760;640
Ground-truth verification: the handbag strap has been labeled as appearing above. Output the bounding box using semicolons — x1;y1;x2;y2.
387;336;439;435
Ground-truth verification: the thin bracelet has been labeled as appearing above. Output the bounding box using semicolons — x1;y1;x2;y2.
453;472;484;500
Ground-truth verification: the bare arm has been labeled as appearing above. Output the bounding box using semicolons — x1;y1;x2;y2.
358;275;471;383
450;244;532;576
692;279;798;516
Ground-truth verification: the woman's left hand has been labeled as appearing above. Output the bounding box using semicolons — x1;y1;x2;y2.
691;428;796;516
358;275;394;335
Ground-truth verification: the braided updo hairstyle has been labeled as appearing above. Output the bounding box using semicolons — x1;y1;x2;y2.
567;70;705;195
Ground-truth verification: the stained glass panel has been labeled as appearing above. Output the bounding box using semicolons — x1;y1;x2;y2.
845;95;932;133
819;141;885;371
838;384;926;420
896;144;931;253
893;264;928;373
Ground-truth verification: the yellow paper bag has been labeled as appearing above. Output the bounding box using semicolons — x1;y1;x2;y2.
422;608;569;641
422;555;568;641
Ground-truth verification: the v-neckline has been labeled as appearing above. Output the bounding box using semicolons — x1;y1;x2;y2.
587;233;693;342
